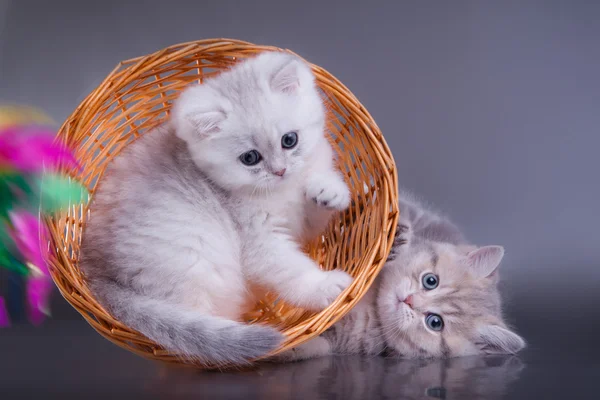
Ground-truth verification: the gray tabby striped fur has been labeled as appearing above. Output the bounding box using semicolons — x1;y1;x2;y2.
275;191;525;361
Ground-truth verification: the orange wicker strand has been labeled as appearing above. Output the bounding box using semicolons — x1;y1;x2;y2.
47;39;398;368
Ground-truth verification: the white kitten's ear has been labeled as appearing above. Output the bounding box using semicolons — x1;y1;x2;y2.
466;246;504;278
477;324;526;354
173;85;227;140
269;56;313;94
185;110;225;135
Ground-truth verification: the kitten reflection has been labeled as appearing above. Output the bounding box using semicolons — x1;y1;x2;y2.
260;355;524;400
380;356;524;400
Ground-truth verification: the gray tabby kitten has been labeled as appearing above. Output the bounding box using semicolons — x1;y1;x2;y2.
276;192;526;361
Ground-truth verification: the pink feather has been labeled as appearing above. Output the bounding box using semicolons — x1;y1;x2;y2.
26;276;52;325
0;126;79;172
0;296;10;327
8;211;49;275
8;211;52;325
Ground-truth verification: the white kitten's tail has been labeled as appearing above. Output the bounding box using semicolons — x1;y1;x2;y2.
92;280;283;366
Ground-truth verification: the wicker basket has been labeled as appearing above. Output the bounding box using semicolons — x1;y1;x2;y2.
47;39;398;368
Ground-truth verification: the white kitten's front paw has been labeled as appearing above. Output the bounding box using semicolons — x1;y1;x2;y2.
305;174;351;211
309;270;353;310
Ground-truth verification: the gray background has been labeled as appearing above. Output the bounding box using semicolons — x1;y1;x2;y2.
0;1;599;397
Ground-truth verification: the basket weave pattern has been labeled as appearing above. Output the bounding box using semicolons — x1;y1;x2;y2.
48;39;398;367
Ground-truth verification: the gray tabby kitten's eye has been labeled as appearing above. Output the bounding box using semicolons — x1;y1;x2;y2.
281;132;298;149
239;150;262;166
425;314;444;331
422;273;439;290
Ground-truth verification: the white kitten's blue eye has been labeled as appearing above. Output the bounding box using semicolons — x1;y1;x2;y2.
425;314;444;331
239;150;262;166
422;273;439;290
281;132;298;149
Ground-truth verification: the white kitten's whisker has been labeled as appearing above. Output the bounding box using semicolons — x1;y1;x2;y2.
250;183;259;199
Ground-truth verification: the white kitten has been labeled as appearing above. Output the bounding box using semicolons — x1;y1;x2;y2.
80;52;353;366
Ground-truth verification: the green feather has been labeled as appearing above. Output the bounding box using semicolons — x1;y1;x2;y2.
0;223;28;276
0;171;34;218
37;174;89;213
0;219;10;245
0;247;28;275
0;217;26;275
0;181;13;218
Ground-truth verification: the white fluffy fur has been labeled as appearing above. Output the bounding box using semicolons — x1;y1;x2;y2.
79;52;352;366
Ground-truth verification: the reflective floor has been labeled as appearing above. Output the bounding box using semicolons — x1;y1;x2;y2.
1;1;599;399
0;320;597;399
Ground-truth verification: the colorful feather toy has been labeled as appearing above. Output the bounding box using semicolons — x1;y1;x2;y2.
0;105;88;326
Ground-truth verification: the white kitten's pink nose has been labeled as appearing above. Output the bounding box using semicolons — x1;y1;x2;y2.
273;168;286;177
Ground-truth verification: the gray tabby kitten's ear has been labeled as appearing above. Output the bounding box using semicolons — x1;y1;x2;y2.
269;55;313;94
477;324;526;354
466;246;505;278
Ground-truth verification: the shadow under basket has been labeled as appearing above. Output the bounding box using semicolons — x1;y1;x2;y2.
47;38;399;369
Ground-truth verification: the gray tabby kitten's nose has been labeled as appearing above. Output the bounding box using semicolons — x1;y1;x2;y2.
400;294;414;309
274;168;286;177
